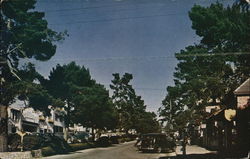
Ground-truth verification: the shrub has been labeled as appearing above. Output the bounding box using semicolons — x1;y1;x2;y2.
40;135;73;156
44;135;71;154
124;137;133;142
23;134;43;150
8;134;21;151
117;136;133;143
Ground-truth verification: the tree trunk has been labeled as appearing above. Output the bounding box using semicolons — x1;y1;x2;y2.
182;131;187;156
91;127;95;141
64;101;71;141
0;105;8;152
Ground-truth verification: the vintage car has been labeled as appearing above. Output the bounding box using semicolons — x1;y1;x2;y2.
137;133;176;153
96;136;112;147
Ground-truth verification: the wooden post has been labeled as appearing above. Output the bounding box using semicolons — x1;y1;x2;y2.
0;105;8;152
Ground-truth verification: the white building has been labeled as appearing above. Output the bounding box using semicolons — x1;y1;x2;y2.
8;104;66;139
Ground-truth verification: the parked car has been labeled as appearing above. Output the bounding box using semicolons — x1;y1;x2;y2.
96;136;111;147
109;135;119;144
137;133;176;153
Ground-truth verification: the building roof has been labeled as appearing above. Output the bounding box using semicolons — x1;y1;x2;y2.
234;78;250;95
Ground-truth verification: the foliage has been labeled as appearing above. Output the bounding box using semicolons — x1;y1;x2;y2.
42;142;94;156
118;136;134;143
72;84;118;132
0;0;66;106
110;73;160;134
159;2;250;131
41;146;57;157
8;133;70;153
23;134;44;151
0;2;66;152
135;111;161;134
8;134;21;151
41;62;118;137
0;0;66;64
6;63;56;114
189;3;250;79
40;62;95;126
45;135;71;154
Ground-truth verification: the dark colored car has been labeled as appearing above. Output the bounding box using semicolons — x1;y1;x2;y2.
96;136;111;147
109;136;119;144
137;133;176;153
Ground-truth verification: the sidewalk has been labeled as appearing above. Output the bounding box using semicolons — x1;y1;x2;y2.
159;145;218;159
174;145;248;159
175;145;216;155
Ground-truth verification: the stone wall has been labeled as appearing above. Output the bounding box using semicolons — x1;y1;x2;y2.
0;151;32;159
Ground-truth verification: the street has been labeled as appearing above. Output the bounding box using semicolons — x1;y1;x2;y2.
1;0;250;158
43;141;175;159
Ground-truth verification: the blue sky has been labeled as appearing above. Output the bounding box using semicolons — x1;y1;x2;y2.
32;0;234;113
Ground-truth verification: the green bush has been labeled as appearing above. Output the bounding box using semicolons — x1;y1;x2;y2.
46;135;71;154
118;137;133;143
8;134;21;151
124;137;133;142
41;146;57;157
23;135;43;150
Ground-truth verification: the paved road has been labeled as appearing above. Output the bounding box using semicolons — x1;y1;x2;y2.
43;141;175;159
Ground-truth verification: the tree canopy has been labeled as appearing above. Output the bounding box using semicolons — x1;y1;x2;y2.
72;84;118;133
40;62;95;126
110;73;160;134
0;0;66;106
159;2;250;131
0;0;66;152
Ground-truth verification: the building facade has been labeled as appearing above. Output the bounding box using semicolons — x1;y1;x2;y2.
8;105;66;139
234;78;250;157
199;78;250;157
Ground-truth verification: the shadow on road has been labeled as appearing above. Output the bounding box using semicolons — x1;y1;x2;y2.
159;153;220;159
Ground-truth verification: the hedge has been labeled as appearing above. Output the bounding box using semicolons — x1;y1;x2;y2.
41;136;134;157
118;137;134;143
